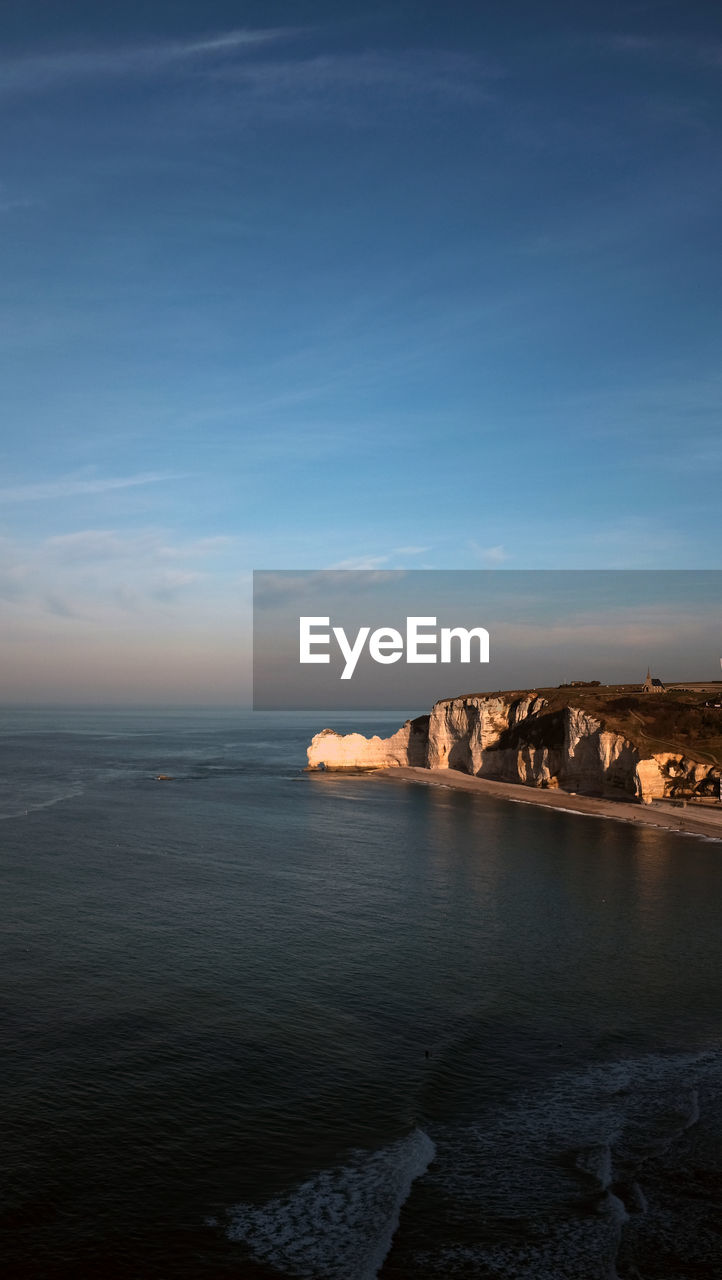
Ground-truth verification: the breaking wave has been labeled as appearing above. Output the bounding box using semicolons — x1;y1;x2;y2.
400;1050;722;1278
226;1127;435;1279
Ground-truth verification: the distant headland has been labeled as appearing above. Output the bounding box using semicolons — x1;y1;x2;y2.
307;678;722;837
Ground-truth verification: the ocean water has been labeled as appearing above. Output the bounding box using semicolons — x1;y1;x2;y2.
1;707;721;1279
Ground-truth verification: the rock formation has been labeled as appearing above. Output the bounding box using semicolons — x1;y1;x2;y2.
306;694;720;804
307;715;429;771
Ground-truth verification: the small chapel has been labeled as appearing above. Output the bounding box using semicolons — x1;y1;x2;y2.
643;668;666;694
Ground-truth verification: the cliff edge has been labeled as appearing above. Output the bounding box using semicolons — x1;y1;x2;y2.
307;686;721;805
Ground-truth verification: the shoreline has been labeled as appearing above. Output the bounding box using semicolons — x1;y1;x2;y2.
373;766;722;841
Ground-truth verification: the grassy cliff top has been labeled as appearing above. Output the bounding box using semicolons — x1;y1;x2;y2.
438;682;722;766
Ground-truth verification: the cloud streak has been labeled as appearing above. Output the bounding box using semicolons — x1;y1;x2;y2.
328;546;431;570
470;542;510;566
594;32;722;68
0;27;301;96
0;526;237;625
0;28;493;120
44;528;232;562
205;49;493;118
0;472;184;504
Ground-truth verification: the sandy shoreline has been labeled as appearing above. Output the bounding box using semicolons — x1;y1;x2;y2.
374;766;722;841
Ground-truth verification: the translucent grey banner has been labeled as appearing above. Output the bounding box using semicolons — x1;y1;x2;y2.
252;570;722;710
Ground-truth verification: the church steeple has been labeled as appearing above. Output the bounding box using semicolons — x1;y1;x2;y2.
643;667;665;693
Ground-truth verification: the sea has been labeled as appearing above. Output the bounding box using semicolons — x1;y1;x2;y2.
1;706;721;1279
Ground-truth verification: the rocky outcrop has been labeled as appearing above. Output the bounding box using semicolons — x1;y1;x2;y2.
307;695;720;804
307;716;429;771
560;707;640;798
466;702;641;798
635;753;719;803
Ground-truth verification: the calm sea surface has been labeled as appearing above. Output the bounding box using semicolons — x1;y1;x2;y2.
1;707;721;1279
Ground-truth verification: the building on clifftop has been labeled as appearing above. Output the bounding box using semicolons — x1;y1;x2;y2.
643;668;666;693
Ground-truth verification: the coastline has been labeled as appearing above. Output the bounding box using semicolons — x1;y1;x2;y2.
374;766;722;841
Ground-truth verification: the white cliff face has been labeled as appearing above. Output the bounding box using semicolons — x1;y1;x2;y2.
306;696;720;804
479;744;561;787
634;753;719;803
426;695;548;772
559;707;640;798
472;704;639;797
426;698;485;772
307;717;428;770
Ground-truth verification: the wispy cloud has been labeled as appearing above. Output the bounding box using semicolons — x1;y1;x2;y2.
0;472;184;504
0;27;301;97
171;31;300;59
328;555;394;570
45;528;232;562
593;31;722;69
0;185;35;214
253;569;407;608
0;31;494;134
206;50;493;119
328;546;431;570
588;517;692;563
470;542;511;565
151;568;203;602
0;526;236;623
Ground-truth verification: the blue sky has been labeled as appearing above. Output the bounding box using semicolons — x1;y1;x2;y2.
1;2;721;702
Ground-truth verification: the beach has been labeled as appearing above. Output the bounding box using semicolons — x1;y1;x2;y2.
377;766;722;841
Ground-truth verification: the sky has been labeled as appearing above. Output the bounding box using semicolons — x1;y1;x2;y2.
1;1;721;703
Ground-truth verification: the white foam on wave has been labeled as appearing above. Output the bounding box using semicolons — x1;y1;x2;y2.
0;782;85;821
226;1127;435;1279
685;1086;700;1128
409;1049;722;1279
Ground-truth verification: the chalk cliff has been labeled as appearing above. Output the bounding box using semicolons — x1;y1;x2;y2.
307;715;429;771
306;694;720;804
